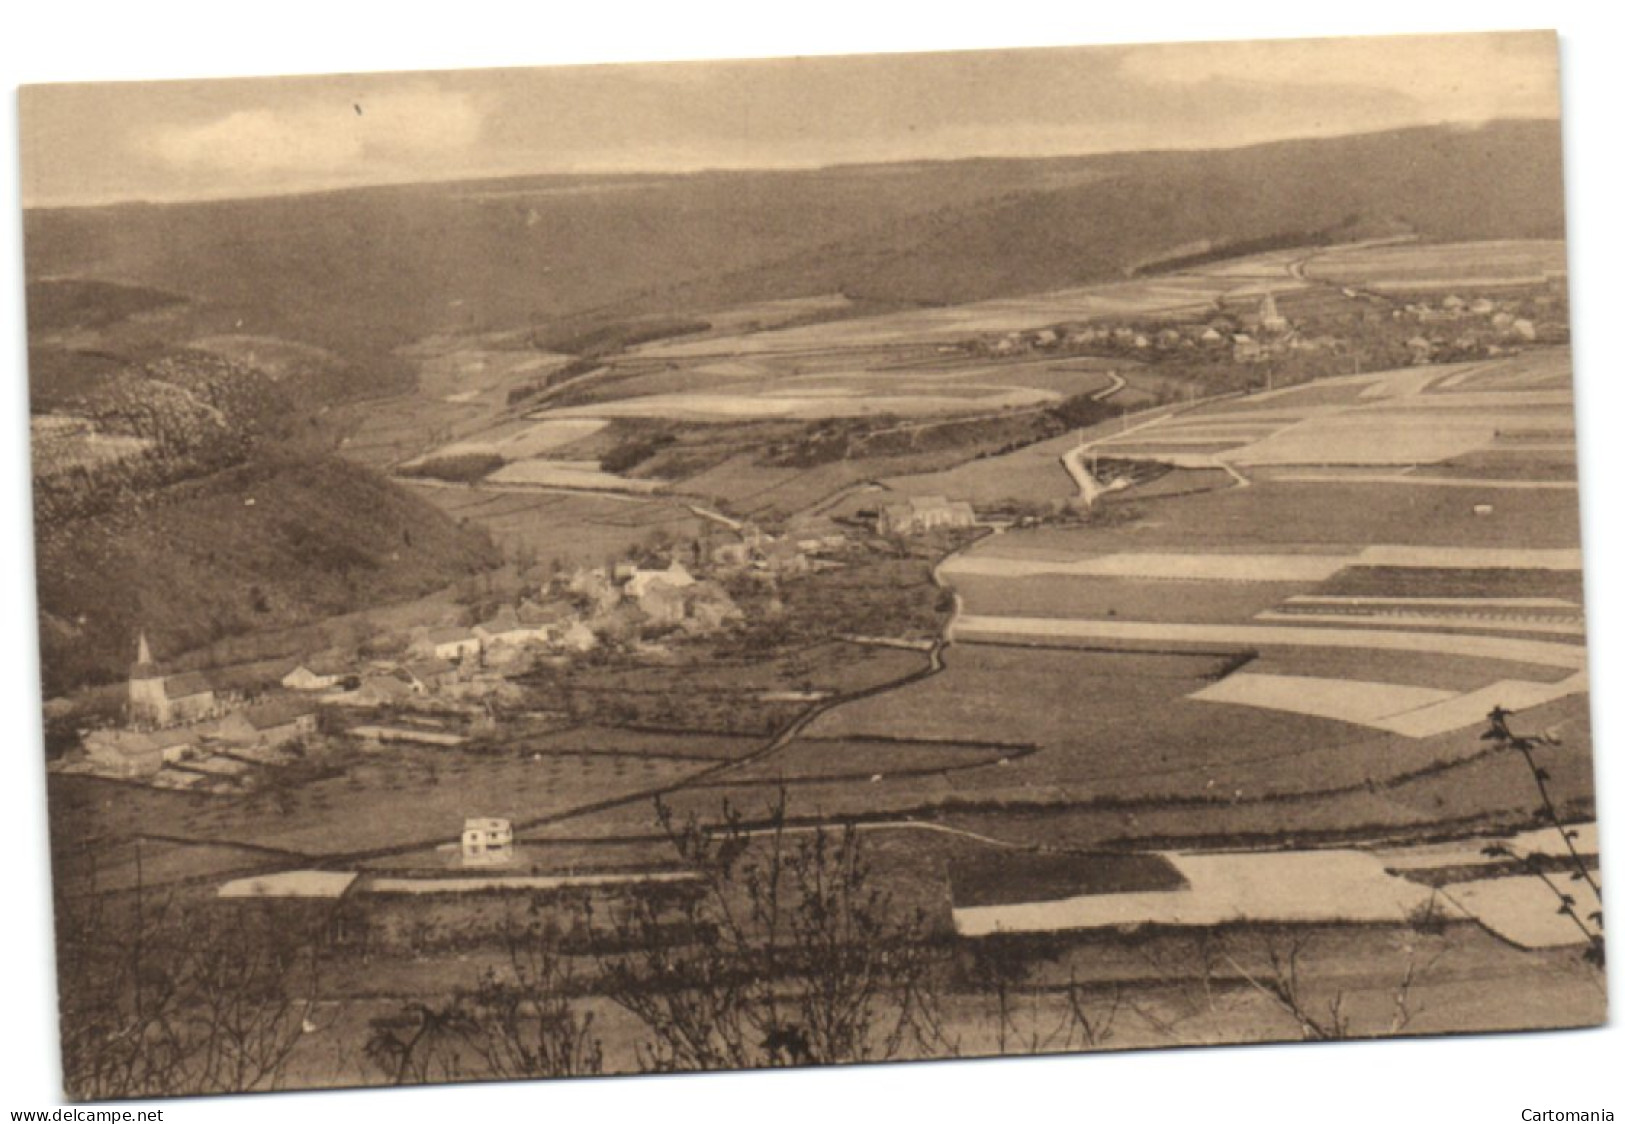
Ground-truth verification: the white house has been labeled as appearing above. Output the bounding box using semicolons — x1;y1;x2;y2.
462;817;515;867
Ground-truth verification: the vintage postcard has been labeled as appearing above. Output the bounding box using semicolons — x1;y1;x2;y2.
18;30;1604;1100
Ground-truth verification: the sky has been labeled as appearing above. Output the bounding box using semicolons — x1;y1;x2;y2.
16;30;1560;208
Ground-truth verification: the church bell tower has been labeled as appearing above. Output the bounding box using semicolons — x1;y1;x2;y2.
128;632;169;727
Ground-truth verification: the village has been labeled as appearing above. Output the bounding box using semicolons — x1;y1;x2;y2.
968;287;1565;367
50;498;959;815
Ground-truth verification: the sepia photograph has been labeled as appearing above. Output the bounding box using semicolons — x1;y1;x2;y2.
3;9;1618;1118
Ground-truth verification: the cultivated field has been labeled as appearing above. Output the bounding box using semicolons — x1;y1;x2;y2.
1303;239;1568;290
636;251;1313;356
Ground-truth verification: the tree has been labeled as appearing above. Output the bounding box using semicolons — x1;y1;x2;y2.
590;794;950;1071
1480;706;1604;966
447;913;604;1080
54;881;322;1099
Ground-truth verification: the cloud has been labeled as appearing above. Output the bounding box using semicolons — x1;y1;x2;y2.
1117;32;1559;122
145;86;483;174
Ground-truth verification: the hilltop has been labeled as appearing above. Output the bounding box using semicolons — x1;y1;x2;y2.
23;121;1564;368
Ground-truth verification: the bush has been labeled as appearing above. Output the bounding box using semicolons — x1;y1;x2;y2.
591;794;949;1070
398;453;505;484
600;432;677;474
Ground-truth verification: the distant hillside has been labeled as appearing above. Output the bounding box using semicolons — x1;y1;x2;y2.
23;121;1565;369
34;453;497;695
24;278;410;413
838;123;1567;307
24;278;186;335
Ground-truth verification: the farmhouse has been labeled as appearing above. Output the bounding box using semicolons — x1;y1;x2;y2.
474;604;552;648
83;726;201;778
348;673;415;707
216;698;319;750
280;656;349;692
128;633;218;727
878;495;977;536
409;626;483;663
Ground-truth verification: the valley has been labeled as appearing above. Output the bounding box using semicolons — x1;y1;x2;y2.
24;121;1601;1091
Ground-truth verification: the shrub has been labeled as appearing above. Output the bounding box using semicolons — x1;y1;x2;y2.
399;453;505;484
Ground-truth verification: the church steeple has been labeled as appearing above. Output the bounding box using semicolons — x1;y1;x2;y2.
1259;290;1288;334
131;631;160;680
129;631;168;726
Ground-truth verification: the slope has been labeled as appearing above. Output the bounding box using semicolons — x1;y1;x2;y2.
22;121;1565;369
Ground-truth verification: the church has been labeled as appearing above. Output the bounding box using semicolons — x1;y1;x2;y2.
127;632;218;727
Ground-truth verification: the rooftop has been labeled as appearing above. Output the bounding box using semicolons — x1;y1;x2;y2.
164;671;216;698
240;697;319;730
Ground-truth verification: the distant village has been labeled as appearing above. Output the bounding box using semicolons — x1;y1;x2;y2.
966;289;1564;366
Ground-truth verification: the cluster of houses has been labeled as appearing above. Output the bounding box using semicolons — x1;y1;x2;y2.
974;293;1323;366
562;556;744;633
78;633;323;781
1396;294;1538;330
66;511;905;786
267;554;760;717
970;288;1565;375
1392;295;1554;362
685;505;853;575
